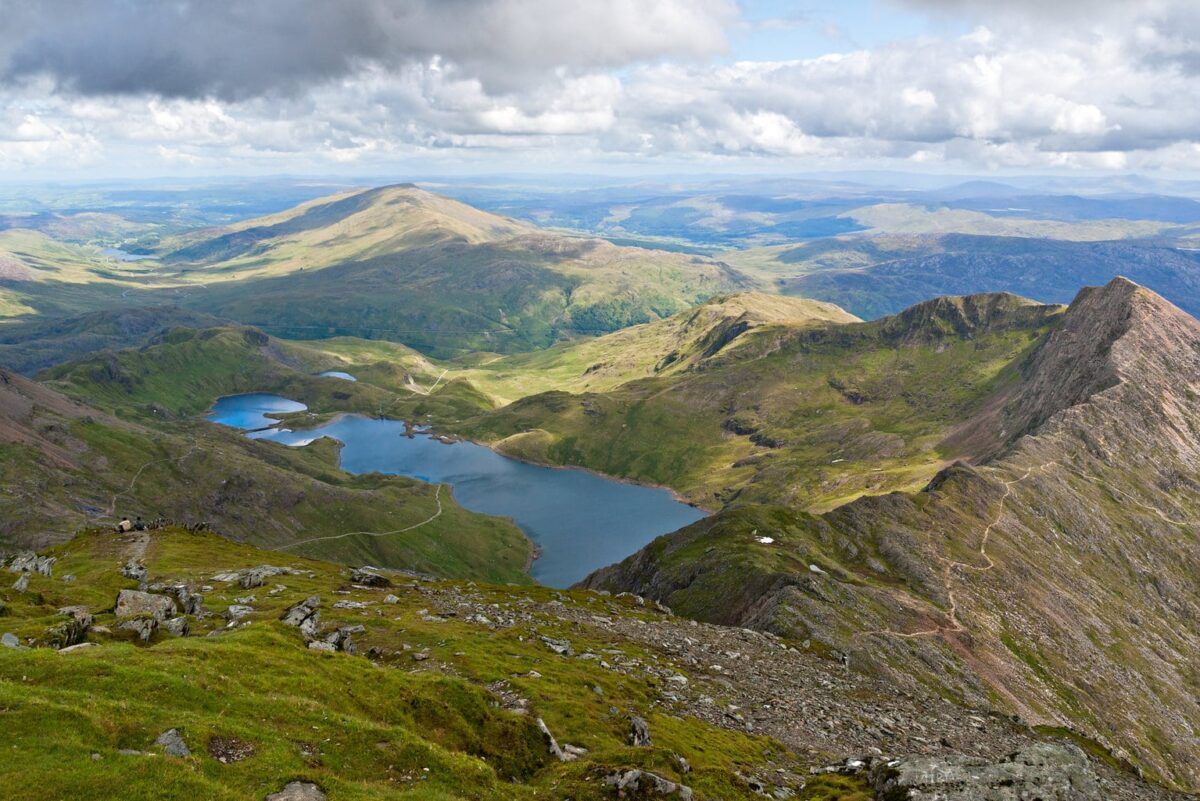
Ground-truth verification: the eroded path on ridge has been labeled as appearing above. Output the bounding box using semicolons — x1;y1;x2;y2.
857;461;1057;641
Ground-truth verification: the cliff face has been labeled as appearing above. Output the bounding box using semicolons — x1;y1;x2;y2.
581;278;1200;792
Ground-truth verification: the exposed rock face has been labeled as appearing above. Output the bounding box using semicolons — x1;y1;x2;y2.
155;728;190;758
350;567;390;587
582;279;1200;792
280;596;320;639
871;743;1099;800
265;781;325;801
7;552;55;576
603;769;692;800
114;590;177;621
118;618;158;641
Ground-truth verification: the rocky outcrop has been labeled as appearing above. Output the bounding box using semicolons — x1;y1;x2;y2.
114;589;177;621
265;781;326;801
7;552;56;576
870;743;1099;800
581;279;1200;792
281;596;320;639
603;769;692;799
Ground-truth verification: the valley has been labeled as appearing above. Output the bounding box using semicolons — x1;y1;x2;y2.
2;180;1199;801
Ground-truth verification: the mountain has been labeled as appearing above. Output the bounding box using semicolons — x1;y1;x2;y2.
1;525;1176;800
729;233;1200;319
0;306;226;375
581;278;1200;791
452;291;1063;512
159;184;752;356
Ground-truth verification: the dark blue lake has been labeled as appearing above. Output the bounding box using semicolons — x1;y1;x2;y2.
207;393;707;587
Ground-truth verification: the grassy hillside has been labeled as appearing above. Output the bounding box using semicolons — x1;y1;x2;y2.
0;365;532;584
449;293;1061;512
1;524;1166;800
0;526;829;800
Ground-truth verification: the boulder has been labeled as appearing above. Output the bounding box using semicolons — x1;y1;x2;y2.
350;567;391;587
58;606;94;629
281;596;321;639
629;716;652;747
163;617;190;637
118;618;158;642
121;560;148;582
115;589;177;621
870;743;1100;800
8;552;55;576
58;642;99;654
603;769;692;800
239;565;293;589
173;585;206;616
155;728;190;758
1;632;20;649
12;573;29;593
224;604;254;621
266;781;326;801
323;625;364;654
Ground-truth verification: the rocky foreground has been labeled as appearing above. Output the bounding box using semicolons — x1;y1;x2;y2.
1;526;1186;800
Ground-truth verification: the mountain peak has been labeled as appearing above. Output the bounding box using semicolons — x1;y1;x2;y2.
951;277;1200;458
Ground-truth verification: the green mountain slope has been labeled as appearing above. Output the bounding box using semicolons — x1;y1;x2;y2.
0;364;531;583
159;185;751;356
581;278;1200;792
0;525;1175;800
450;291;1062;512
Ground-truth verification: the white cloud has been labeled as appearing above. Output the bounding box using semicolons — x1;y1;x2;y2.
1;0;1200;175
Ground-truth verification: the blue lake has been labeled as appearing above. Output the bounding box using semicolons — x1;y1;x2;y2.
207;393;707;587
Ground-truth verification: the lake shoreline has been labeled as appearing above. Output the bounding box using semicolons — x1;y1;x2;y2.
206;393;707;587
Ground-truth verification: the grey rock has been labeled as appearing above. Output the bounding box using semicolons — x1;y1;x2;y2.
155;728;190;758
115;589;177;621
281;596;321;639
8;552;55;576
307;641;337;652
1;632;20;648
118;618;158;642
323;625;364;654
540;636;572;656
225;604;254;621
120;560;148;582
351;567;391;587
163;617;190;637
603;769;692;800
12;573;29;593
537;717;572;762
173;585;205;616
58;606;94;629
332;600;370;609
383;594;400;604
265;781;326;801
46;616;90;648
239;565;293;589
629;715;652;747
58;642;99;654
870;743;1100;801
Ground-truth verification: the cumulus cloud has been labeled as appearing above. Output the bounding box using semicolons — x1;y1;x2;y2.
0;0;732;99
1;0;1200;174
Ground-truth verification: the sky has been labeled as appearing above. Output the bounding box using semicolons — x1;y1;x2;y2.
1;0;1200;179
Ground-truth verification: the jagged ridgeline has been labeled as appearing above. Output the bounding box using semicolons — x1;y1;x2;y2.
582;278;1200;792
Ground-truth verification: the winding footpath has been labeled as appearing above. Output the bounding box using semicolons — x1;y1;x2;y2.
858;461;1058;641
107;445;200;517
274;484;444;551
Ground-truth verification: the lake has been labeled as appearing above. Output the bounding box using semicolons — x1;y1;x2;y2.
101;247;160;262
318;371;357;381
207;393;707;586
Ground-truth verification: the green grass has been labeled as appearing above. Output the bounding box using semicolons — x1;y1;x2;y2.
0;527;851;800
